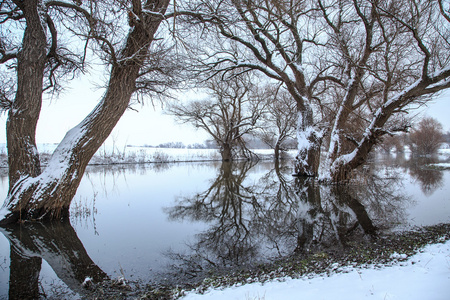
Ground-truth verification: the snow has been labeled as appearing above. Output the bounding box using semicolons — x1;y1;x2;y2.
182;240;450;300
429;163;450;169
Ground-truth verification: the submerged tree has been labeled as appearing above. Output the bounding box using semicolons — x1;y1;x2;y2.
0;0;175;224
319;0;450;181
175;0;450;181
167;74;266;161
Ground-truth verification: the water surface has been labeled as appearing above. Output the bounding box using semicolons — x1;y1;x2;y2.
0;155;449;298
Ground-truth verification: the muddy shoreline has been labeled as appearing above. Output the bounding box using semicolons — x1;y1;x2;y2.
80;223;450;299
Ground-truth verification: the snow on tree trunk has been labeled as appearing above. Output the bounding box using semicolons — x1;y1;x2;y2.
326;78;431;182
0;0;171;224
6;0;47;190
294;104;321;177
1;63;140;223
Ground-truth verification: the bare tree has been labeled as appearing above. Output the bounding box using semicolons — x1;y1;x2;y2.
408;117;444;155
175;0;325;176
175;0;450;181
319;0;450;181
0;0;175;224
167;75;266;161
378;134;405;153
257;86;297;160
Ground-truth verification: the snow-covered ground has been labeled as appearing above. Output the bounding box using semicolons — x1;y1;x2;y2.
182;240;450;300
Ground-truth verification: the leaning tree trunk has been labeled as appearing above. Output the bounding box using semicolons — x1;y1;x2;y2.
294;102;321;177
0;0;170;224
327;80;428;182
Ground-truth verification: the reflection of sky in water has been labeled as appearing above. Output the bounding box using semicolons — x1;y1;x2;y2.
73;163;218;280
0;159;449;298
403;171;450;227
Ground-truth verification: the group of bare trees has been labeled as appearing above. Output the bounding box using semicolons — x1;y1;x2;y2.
175;0;450;181
168;75;298;161
379;116;446;155
0;0;450;223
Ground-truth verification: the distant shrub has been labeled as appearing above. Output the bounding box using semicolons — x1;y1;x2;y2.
152;151;170;162
408;117;444;155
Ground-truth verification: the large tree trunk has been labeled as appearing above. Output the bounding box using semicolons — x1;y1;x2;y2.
221;143;233;161
326;77;440;182
6;0;47;191
293;103;321;177
0;0;170;224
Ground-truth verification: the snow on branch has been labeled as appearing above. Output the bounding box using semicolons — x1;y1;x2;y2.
0;50;17;64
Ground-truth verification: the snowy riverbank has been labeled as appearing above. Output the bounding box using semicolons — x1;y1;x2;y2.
181;239;450;300
0;144;296;167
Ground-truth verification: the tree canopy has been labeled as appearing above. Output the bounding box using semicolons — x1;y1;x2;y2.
174;0;450;181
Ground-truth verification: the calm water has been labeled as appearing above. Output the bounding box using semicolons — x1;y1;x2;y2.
0;155;449;299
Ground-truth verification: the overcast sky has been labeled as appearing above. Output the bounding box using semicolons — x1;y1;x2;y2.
0;74;210;148
0;75;448;148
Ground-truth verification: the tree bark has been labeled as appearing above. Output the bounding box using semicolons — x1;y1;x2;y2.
1;0;170;224
274;142;280;161
7;0;47;190
293;103;321;177
221;143;233;161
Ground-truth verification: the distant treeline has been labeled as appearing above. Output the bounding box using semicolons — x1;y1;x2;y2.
127;136;297;150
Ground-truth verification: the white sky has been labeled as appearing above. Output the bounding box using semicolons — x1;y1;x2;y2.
0;74;210;148
0;75;448;148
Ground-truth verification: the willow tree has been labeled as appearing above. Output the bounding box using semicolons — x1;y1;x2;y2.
168;74;266;161
318;0;450;181
0;0;173;224
175;0;326;176
175;0;450;181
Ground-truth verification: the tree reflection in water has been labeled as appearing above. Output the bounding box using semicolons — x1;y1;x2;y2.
0;158;432;295
165;161;260;275
377;153;445;196
164;161;410;283
408;157;444;196
0;221;107;299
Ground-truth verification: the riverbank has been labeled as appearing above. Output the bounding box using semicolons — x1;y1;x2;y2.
0;144;296;169
84;223;450;299
183;238;450;300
